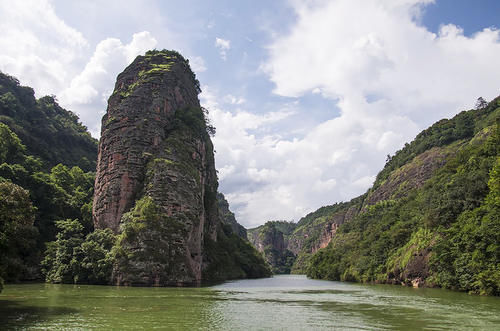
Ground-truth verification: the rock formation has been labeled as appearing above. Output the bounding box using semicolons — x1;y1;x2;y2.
248;221;296;274
217;192;247;238
92;50;269;285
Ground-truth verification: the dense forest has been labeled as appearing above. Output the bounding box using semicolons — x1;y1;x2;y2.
0;72;98;292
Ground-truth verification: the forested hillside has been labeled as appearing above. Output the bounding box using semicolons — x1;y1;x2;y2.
246;96;500;296
307;97;500;295
0;72;98;291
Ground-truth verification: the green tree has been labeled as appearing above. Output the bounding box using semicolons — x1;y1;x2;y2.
0;123;25;164
42;220;116;285
0;181;38;285
42;219;84;283
72;229;116;284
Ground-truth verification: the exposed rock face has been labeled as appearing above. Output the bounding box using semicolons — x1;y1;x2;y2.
248;221;296;274
282;145;454;274
93;50;218;285
217;193;247;239
361;146;453;209
249;224;285;252
387;247;432;288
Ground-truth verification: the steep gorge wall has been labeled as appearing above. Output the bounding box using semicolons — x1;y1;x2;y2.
248;221;296;274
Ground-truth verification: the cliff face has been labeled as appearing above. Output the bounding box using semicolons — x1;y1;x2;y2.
92;50;242;285
248;221;296;274
217;193;247;239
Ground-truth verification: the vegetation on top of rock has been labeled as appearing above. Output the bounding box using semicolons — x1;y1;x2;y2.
144;49;201;94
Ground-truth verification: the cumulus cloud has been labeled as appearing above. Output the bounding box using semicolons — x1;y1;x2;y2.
59;32;157;136
223;94;246;105
207;0;500;227
0;0;158;138
189;56;207;73
0;0;88;96
215;37;231;60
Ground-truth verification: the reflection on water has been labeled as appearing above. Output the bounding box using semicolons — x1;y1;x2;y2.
1;275;500;330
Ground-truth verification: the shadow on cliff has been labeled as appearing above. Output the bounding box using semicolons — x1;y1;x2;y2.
0;300;78;328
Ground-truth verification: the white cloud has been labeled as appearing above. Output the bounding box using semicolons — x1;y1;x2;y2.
0;0;88;96
189;56;207;73
59;32;157;137
215;37;231;60
0;0;159;138
223;94;246;105
205;0;500;227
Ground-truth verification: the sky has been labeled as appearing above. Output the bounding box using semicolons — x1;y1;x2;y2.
1;0;500;228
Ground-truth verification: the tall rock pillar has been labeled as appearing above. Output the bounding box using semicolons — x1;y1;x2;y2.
92;50;219;285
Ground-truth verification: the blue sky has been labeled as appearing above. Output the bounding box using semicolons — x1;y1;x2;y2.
1;0;499;227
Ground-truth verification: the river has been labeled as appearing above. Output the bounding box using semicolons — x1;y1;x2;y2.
1;275;499;330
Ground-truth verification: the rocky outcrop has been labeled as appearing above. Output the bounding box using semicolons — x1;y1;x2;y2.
217;193;247;239
388;247;432;288
93;50;209;232
362;146;454;209
248;221;296;274
92;50;268;286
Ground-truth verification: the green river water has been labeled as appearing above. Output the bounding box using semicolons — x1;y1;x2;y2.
1;275;499;330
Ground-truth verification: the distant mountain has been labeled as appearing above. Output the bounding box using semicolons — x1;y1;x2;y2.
247;221;296;274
